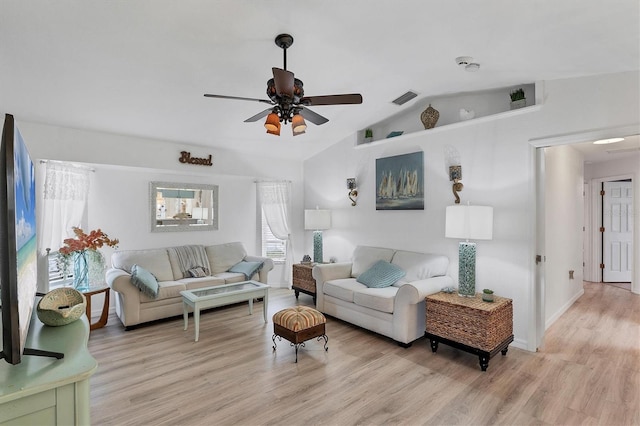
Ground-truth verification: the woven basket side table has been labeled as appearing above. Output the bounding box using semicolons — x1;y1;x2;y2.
292;263;317;304
425;292;513;371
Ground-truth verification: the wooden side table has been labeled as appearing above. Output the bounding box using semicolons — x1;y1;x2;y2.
82;284;110;331
425;292;513;371
292;263;316;304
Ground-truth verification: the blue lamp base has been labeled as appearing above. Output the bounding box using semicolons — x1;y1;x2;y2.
313;230;324;263
458;241;476;297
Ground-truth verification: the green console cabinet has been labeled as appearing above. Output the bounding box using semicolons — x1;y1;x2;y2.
0;309;97;425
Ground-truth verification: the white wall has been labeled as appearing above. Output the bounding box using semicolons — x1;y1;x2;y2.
18;122;304;291
12;72;639;336
302;71;640;351
543;145;585;328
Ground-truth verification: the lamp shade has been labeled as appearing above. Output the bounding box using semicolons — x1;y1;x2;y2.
445;205;493;240
266;120;281;135
264;113;280;132
304;209;331;230
292;114;307;133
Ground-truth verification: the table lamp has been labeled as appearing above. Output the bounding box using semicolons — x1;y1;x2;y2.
304;209;331;263
445;204;493;297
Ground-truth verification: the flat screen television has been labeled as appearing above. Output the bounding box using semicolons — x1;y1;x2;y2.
0;114;62;364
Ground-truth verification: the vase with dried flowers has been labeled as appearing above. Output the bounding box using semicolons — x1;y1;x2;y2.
59;227;119;291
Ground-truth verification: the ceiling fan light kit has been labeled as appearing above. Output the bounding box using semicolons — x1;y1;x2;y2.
292;114;307;133
204;33;362;136
264;112;280;132
266;120;281;136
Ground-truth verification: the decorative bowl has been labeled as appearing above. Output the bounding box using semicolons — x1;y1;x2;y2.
37;287;87;326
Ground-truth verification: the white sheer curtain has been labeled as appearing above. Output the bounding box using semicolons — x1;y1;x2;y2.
257;180;294;286
38;161;91;254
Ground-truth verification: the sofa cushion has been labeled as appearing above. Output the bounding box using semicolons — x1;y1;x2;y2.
353;286;398;313
323;278;366;303
213;272;247;284
229;260;263;280
351;246;396;278
131;264;159;298
391;251;449;285
180;279;225;293
140;281;185;303
356;260;406;288
112;248;175;282
179;276;226;290
206;242;247;274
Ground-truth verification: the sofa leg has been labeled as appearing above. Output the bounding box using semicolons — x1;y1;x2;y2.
396;341;412;348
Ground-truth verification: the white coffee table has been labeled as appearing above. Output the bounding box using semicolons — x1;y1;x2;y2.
180;280;269;342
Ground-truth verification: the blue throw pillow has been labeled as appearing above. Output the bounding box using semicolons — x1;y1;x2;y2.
131;264;159;298
356;260;406;288
229;260;264;280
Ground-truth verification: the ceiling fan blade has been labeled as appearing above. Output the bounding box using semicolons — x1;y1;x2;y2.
301;94;363;106
299;107;329;125
204;94;272;104
244;108;273;123
272;67;294;97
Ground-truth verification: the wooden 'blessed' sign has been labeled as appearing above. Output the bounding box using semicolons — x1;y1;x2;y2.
179;151;212;166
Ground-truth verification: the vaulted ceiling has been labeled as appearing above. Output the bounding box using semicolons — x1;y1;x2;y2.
1;1;638;161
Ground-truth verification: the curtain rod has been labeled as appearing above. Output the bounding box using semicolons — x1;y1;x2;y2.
254;179;292;183
39;159;95;172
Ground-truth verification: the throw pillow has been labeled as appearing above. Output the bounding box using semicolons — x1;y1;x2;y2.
356;260;406;288
229;260;264;280
131;264;159;298
188;266;207;278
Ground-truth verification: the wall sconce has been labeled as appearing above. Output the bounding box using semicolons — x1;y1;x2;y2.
347;178;358;206
449;165;464;204
445;145;463;204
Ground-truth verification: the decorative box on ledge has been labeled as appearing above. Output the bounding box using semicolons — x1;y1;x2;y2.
425;292;513;371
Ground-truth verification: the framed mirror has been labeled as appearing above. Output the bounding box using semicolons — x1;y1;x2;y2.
150;182;218;232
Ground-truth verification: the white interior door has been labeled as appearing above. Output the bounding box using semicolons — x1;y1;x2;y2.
603;180;633;282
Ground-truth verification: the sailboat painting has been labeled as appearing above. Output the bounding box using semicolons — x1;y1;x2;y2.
375;151;424;210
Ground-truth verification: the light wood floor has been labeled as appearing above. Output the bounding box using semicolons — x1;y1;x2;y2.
88;282;639;425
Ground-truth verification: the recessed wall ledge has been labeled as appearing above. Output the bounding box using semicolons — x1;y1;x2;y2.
355;104;543;149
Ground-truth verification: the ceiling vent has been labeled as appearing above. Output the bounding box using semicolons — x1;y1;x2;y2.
392;91;418;106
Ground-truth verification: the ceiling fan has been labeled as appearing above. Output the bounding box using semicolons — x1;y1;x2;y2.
204;34;363;136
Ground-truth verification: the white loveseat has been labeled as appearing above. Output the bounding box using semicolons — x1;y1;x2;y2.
106;242;273;328
312;245;452;346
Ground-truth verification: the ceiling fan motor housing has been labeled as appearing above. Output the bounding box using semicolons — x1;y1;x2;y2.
266;78;304;104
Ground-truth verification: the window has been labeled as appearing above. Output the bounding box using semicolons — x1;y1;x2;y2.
261;209;286;262
47;250;72;287
38;161;91;291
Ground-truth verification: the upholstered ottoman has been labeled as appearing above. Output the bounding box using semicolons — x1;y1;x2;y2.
272;306;328;363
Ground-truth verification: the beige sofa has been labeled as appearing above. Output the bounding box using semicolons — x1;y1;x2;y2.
106;242;273;328
313;245;452;346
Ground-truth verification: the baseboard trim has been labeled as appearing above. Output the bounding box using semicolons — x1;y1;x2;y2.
545;288;584;330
